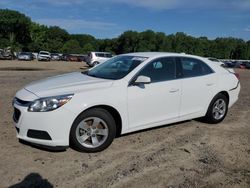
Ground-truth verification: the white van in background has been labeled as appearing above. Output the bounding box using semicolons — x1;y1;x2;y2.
86;52;112;67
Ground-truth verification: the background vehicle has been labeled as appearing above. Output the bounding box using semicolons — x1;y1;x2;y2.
17;52;33;61
86;52;112;66
51;53;60;61
224;61;234;68
13;52;240;152
38;51;51;61
0;47;14;60
234;62;246;69
66;54;83;62
207;57;225;66
245;62;250;69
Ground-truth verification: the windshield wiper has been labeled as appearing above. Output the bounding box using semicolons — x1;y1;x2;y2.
81;71;99;78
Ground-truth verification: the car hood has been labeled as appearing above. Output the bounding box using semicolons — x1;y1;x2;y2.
24;72;114;97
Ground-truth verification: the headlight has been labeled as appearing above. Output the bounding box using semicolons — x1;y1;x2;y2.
28;94;73;112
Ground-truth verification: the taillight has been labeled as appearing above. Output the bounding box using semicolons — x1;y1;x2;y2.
234;73;240;80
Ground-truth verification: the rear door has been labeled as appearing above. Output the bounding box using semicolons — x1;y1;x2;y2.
177;57;217;118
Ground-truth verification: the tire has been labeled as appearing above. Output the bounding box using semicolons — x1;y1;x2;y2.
93;61;99;66
70;108;116;152
203;93;229;124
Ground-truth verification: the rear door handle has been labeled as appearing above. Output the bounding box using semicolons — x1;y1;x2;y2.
169;88;179;93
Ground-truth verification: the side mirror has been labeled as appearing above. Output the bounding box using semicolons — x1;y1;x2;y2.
134;75;151;85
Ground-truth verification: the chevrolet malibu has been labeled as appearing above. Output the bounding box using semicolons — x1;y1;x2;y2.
13;52;240;152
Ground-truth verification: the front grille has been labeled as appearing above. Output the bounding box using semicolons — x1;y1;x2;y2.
13;108;21;123
13;97;31;107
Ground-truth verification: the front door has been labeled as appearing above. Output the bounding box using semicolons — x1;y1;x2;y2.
127;57;181;128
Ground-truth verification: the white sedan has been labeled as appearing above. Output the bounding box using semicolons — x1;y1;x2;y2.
13;52;240;152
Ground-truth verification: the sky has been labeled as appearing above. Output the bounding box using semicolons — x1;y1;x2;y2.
0;0;250;40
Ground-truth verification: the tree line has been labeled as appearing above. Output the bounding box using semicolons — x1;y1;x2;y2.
1;9;250;59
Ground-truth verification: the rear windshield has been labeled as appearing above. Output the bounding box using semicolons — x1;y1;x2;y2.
95;53;112;58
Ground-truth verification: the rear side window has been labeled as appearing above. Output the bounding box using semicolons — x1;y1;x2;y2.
95;53;103;57
138;57;176;83
181;57;213;78
105;53;112;58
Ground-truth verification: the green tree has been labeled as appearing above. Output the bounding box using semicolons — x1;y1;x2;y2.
116;31;139;54
71;34;97;49
0;9;32;50
83;43;95;53
61;39;82;54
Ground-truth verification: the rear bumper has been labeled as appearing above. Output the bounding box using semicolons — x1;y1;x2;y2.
228;81;240;108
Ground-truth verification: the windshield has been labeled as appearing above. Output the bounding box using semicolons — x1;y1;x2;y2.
84;55;148;80
40;52;49;55
20;52;30;55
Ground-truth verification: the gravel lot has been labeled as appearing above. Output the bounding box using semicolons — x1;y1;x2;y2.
0;60;249;188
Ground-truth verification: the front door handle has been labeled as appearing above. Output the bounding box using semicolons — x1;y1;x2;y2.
169;88;179;93
206;83;214;86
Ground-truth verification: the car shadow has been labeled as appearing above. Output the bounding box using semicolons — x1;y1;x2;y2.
19;119;199;153
9;173;53;188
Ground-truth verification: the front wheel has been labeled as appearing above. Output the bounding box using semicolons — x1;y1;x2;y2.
70;108;116;152
203;93;229;124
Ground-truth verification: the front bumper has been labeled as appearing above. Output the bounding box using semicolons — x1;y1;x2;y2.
38;56;50;61
13;102;76;147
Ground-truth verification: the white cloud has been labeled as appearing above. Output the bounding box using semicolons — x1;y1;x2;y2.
244;26;250;32
35;18;117;31
1;0;250;10
36;0;250;10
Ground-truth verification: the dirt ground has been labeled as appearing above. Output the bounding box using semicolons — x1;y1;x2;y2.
0;60;249;188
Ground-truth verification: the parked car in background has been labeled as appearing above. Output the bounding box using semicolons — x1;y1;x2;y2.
66;54;78;62
61;54;70;61
38;51;51;61
13;52;240;152
51;53;60;61
224;61;235;68
0;47;14;60
86;52;112;67
207;57;225;66
245;62;250;69
17;52;33;61
234;62;247;69
77;55;87;62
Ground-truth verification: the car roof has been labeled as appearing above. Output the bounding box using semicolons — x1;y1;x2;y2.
92;52;111;54
121;52;205;60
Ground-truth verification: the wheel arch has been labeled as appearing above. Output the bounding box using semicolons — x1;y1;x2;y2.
218;91;229;103
73;105;122;137
205;90;230;115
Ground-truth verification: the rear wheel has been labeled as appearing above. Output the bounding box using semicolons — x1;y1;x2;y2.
203;93;228;124
70;108;116;152
93;61;99;66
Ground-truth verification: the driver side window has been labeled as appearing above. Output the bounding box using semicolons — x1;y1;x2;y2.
138;57;176;83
